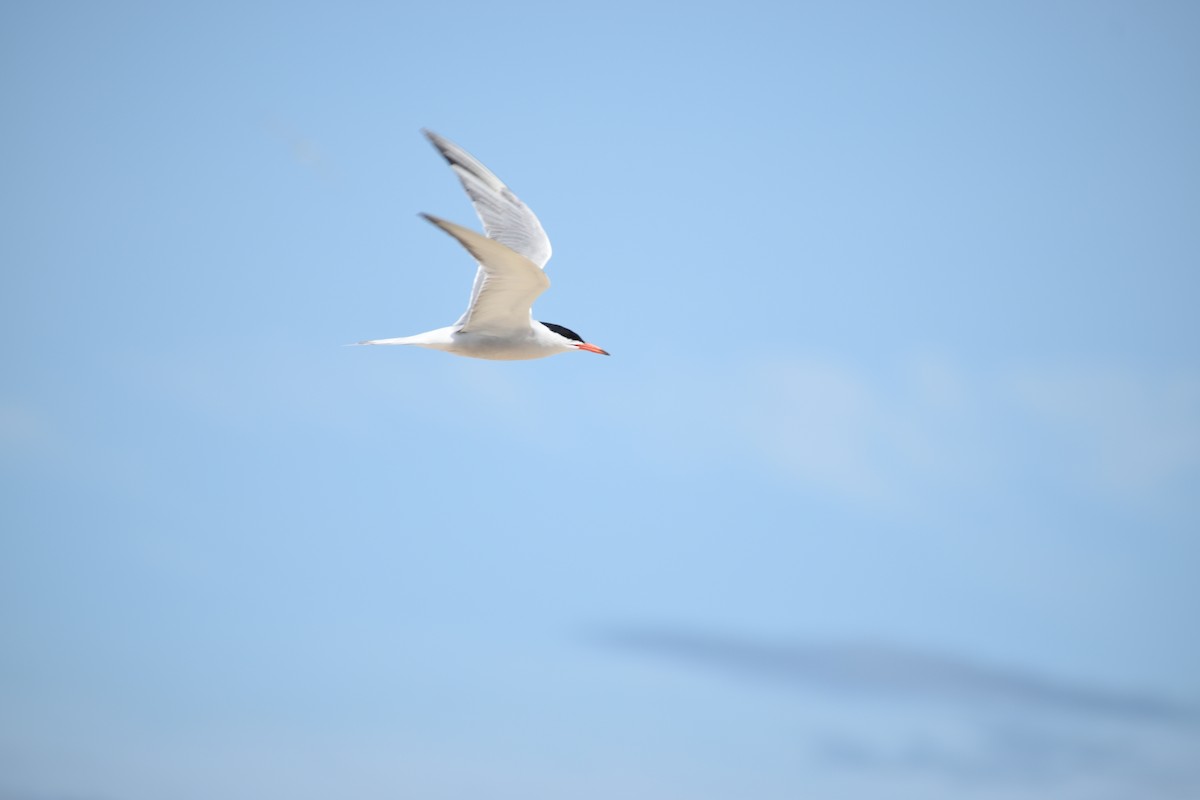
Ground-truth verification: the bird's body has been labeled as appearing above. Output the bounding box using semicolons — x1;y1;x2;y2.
358;130;608;360
363;322;588;361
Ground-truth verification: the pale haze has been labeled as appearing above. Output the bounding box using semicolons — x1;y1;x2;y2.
2;2;1198;799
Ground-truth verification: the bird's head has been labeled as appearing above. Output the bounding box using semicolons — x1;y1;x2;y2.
541;322;609;356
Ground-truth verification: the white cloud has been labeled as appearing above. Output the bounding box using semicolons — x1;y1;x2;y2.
730;354;1199;511
741;357;891;501
1004;365;1200;499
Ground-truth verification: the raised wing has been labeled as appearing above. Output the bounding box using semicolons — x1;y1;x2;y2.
420;214;549;334
423;130;553;269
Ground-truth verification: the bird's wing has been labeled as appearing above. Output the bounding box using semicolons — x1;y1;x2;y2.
421;214;549;334
423;130;553;269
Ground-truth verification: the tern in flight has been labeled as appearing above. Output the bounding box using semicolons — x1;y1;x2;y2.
358;130;609;360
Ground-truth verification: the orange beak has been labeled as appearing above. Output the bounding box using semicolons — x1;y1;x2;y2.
576;342;610;356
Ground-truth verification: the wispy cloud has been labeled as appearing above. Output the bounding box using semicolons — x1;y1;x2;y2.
1005;365;1200;499
598;627;1196;723
633;353;1200;512
742;357;889;501
597;627;1200;795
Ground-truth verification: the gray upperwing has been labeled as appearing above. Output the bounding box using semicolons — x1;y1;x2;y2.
423;130;553;270
420;214;549;333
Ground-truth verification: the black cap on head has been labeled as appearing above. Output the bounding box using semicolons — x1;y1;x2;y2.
541;322;584;343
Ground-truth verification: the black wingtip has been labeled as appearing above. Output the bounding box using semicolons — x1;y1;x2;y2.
421;129;456;164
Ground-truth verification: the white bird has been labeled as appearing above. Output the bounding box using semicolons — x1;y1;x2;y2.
358;130;609;360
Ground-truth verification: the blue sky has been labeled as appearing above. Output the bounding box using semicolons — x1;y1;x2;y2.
2;1;1198;798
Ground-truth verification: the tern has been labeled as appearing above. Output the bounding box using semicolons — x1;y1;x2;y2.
357;130;609;360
